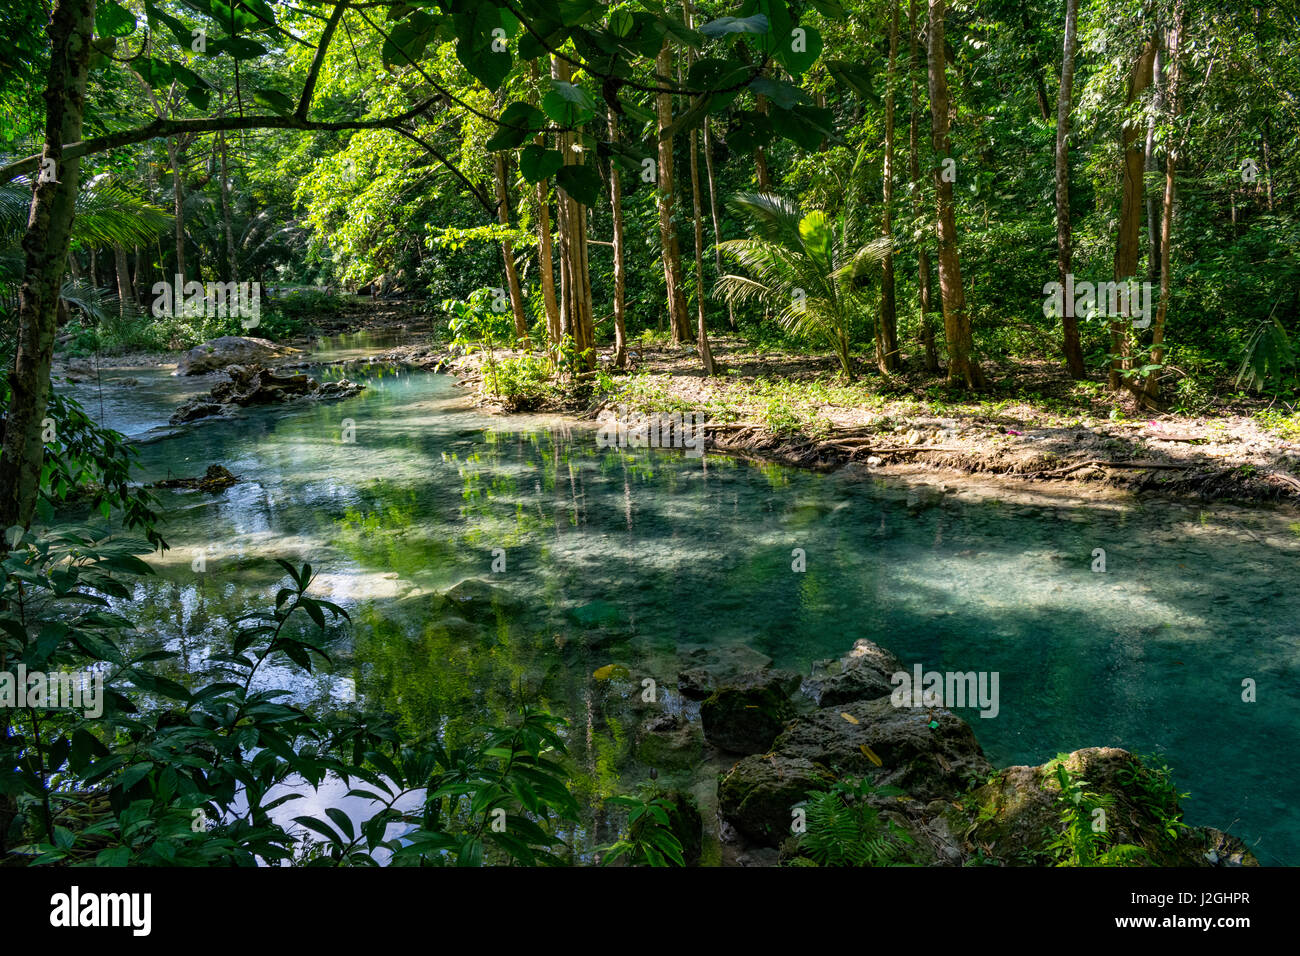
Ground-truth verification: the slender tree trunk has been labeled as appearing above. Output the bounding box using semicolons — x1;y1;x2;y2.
702;116;734;331
1144;0;1184;406
114;244;134;315
684;3;715;375
552;57;594;368
0;0;96;536
928;0;984;388
1145;45;1165;285
1110;37;1158;388
1055;0;1085;378
493;152;529;341
908;0;938;371
217;84;238;286
167;134;185;288
878;0;901;374
656;41;692;344
607;111;628;368
755;94;772;191
531;65;560;346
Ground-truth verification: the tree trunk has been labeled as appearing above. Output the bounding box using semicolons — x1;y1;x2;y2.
167;134;185;288
1021;9;1053;122
114;244;134;315
607;111;627;368
755;94;772;191
0;0;96;536
1145;44;1164;285
684;4;715;375
878;0;901;374
493;152;529;342
217;83;238;287
552;57;594;368
1110;37;1158;388
531;64;560;346
702;116;735;331
0;0;97;859
1143;0;1184;406
1055;0;1085;378
656;40;692;344
927;0;984;388
908;0;938;371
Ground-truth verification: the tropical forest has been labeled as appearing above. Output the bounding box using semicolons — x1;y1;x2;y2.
0;0;1295;906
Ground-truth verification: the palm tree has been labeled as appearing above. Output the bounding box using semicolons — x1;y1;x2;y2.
715;192;890;379
0;175;172;339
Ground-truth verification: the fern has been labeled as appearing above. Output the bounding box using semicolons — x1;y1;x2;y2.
796;777;914;867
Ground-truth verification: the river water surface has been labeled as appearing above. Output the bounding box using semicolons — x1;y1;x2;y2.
63;334;1300;864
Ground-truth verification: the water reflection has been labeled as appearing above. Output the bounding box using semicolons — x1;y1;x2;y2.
99;349;1300;864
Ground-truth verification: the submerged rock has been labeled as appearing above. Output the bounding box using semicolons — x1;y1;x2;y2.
438;578;524;624
175;336;299;375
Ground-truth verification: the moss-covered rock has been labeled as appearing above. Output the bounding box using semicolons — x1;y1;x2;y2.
700;671;799;754
632;712;704;773
718;755;834;847
803;638;904;707
773;697;991;801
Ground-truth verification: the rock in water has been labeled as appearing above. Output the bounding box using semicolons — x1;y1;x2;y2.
699;669;801;755
169;364;364;424
175;336;300;376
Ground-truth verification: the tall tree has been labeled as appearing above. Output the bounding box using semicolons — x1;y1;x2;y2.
877;0;901;373
1143;0;1185;405
655;39;692;344
927;0;984;388
1110;36;1159;388
1055;0;1085;378
685;1;714;375
908;0;938;371
493;152;529;341
606;110;628;368
0;0;96;535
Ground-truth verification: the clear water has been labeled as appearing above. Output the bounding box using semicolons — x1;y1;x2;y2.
60;337;1300;864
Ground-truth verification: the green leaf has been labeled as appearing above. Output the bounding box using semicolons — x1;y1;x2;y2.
555;164;602;207
542;81;596;126
252;88;295;116
699;15;768;39
96;1;137;37
485;102;546;151
520;145;564;183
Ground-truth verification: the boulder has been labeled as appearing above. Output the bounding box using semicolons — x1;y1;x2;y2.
718;755;834;846
632;712;704;773
676;644;776;701
175;336;299;375
772;696;991;801
803;638;904;707
700;669;801;755
961;747;1260;866
168;364;363;424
